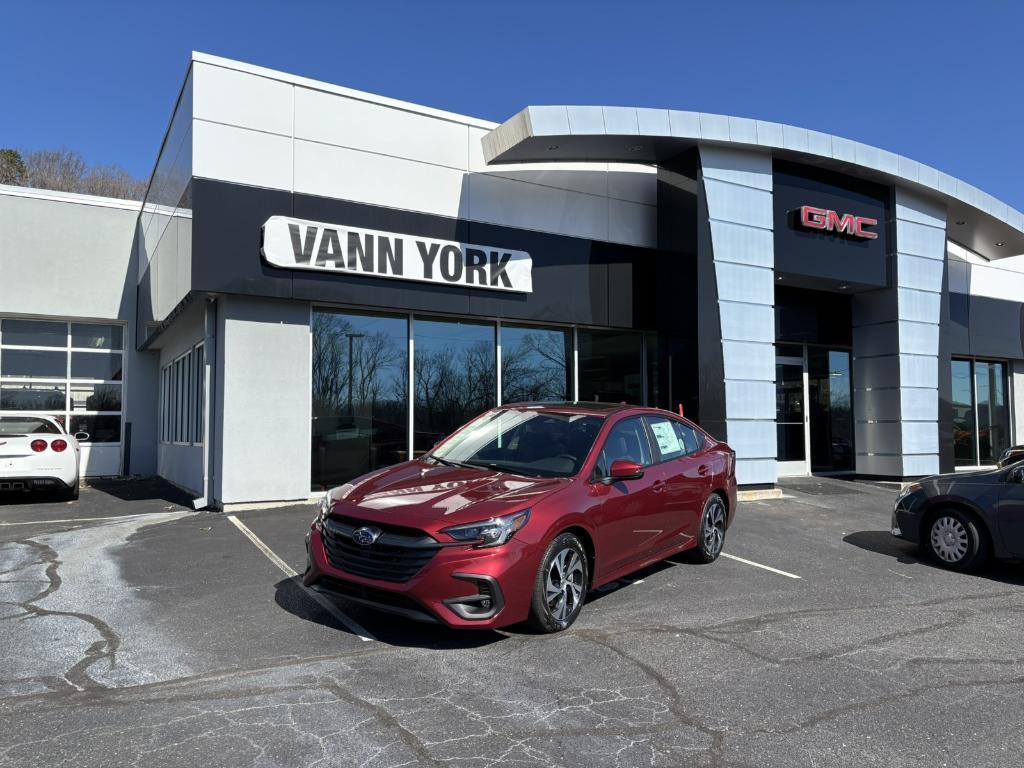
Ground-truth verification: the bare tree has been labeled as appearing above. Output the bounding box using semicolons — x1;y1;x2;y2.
6;147;147;201
24;149;87;192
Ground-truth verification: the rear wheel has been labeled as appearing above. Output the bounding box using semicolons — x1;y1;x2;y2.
528;533;589;633
922;509;989;572
60;483;79;502
689;493;727;563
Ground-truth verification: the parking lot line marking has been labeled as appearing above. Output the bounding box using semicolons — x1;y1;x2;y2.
721;552;802;580
226;515;375;642
0;513;165;526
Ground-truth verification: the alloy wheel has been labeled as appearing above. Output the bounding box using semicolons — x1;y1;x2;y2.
930;516;969;563
545;547;585;622
704;498;726;556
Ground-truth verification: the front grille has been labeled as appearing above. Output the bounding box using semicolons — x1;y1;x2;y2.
321;516;441;583
315;576;430;614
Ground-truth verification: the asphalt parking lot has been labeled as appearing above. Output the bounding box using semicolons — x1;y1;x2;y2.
1;476;1023;767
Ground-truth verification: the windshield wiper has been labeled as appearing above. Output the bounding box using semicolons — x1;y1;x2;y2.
464;461;541;478
429;456;472;469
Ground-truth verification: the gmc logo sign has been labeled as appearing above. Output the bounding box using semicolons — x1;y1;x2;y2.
797;205;878;240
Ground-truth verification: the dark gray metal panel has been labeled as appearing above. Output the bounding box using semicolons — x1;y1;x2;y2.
185;178;659;328
772;161;889;289
969;295;1024;360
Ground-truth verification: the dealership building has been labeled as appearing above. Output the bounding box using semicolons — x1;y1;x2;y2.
2;52;1024;506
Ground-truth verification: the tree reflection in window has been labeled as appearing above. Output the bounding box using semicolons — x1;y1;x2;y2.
413;319;496;453
501;325;571;403
310;311;408;490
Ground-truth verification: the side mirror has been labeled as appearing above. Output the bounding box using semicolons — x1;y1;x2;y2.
604;459;645;484
74;432;89;442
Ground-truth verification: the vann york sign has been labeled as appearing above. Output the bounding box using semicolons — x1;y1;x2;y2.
261;216;533;293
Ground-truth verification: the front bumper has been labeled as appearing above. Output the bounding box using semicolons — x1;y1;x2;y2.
303;526;540;629
892;492;926;544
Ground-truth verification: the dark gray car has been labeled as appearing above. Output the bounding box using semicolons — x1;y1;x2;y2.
892;462;1024;571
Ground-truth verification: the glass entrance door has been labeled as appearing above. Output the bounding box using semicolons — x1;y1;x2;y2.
808;348;855;473
776;345;855;477
776;348;809;476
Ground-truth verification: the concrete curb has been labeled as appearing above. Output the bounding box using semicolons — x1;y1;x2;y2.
737;488;786;502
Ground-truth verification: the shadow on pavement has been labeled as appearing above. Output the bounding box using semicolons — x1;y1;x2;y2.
86;477;194;507
844;530;1024;586
273;576;511;649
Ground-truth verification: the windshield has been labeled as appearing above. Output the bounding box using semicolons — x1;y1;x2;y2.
0;416;62;436
430;409;603;478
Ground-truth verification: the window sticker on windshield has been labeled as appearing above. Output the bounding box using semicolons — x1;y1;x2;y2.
650;420;681;454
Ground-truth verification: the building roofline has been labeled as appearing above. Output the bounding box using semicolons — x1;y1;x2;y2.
190;51;499;131
0;183;141;212
482;106;1024;257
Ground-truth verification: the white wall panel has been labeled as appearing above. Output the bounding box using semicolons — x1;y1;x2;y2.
468;173;608;242
192;62;293;137
294;139;465;219
193;120;292;191
296;86;470;170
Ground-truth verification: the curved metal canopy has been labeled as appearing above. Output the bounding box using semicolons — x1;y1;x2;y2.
482;106;1024;259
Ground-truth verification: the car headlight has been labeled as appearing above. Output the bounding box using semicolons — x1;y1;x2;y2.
315;483;355;526
441;509;531;548
896;482;922;501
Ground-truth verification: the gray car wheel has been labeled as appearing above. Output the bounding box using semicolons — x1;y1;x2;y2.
689;494;727;564
529;533;589;633
923;509;989;572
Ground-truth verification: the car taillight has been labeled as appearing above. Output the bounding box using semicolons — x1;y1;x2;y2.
30;439;47;452
51;439;68;453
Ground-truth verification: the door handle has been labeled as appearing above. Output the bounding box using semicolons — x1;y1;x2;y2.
652;480;665;493
698;465;709;476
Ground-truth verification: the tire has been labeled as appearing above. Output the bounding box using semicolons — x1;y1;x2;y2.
528;533;589;633
689;493;727;564
61;483;79;502
922;508;989;572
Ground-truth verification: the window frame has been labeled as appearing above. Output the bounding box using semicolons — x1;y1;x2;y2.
159;341;206;447
951;355;1013;468
591;415;656;481
0;317;126;447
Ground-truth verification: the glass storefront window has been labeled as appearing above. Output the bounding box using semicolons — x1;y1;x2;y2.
70;352;123;381
952;358;1011;467
951;359;975;465
0;318;67;347
0;383;66;410
311;311;409;491
414;317;496;452
577;330;643;404
976;360;1009;465
500;324;571;403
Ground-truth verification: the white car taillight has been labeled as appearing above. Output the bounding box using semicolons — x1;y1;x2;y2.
30;439;47;453
51;439;68;453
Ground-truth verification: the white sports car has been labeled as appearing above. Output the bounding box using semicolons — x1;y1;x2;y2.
0;414;82;500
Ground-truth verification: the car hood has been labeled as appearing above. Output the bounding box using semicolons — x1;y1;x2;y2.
327;460;569;533
921;466;1003;496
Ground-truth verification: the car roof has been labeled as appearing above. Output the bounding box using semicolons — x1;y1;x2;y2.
498;401;678;419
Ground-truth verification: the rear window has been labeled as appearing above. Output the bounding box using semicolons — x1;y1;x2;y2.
0;416;62;436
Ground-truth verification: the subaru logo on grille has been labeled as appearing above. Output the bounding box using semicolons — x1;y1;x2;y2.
352;526;383;546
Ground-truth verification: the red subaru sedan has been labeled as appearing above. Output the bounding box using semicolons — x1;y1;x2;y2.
305;402;737;633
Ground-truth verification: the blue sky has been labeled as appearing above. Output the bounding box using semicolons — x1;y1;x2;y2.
4;0;1022;210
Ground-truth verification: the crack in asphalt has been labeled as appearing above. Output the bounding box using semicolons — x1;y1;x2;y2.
1;539;120;692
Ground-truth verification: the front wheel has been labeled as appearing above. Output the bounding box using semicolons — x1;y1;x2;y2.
690;494;727;563
528;533;589;633
922;509;989;572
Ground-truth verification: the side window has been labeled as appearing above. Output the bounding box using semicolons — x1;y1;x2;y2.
595;417;654;476
645;416;685;461
672;420;703;456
